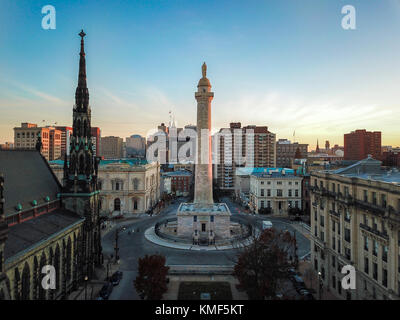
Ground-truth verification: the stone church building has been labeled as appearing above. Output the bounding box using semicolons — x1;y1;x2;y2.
0;30;102;300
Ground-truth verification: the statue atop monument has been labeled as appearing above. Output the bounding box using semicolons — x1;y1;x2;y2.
202;62;207;78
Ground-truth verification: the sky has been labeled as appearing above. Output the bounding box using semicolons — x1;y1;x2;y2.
1;0;400;149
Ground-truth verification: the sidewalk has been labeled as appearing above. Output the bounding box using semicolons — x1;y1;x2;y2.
68;262;121;300
144;226;253;251
298;260;338;300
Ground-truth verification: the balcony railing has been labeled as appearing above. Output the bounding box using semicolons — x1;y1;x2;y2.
355;200;385;215
360;223;389;241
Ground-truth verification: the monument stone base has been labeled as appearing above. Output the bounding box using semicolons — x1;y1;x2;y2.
176;203;231;240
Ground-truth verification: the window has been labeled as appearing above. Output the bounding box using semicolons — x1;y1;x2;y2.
373;240;378;256
193;216;197;222
320;215;324;227
295;189;299;197
372;192;377;205
260;189;264;197
332;255;336;268
337;222;341;235
288;189;292;197
320;231;325;242
277;189;283;197
267;189;271;197
381;194;387;208
382;269;388;287
114;198;121;211
364;257;369;274
363;190;368;202
133;200;138;210
373;263;378;280
332;221;335;232
363;214;368;225
260;200;265;208
344;228;351;242
332;237;336;250
345;209;351;222
364;236;369;251
338;239;341;253
210;215;214;222
332;276;336;289
382;246;388;262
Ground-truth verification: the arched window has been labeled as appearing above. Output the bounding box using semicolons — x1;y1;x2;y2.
133;178;139;191
21;263;30;300
66;238;72;282
54;246;60;295
32;257;38;300
14;268;20;300
114;198;121;211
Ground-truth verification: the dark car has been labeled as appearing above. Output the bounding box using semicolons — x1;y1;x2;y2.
111;271;123;285
99;282;113;300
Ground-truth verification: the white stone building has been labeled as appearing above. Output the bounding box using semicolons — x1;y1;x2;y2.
249;168;302;215
49;159;160;216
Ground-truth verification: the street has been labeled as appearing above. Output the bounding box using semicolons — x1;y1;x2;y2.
101;197;310;300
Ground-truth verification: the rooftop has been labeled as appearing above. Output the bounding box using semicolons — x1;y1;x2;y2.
236;167;294;176
322;156;400;185
50;158;149;167
0;150;61;217
4;208;83;262
162;170;192;177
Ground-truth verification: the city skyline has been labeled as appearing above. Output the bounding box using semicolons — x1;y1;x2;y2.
1;0;400;149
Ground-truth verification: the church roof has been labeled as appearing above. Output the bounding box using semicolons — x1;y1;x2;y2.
4;208;83;262
0;150;61;217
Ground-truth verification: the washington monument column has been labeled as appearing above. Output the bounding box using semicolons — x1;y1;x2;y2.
194;62;214;204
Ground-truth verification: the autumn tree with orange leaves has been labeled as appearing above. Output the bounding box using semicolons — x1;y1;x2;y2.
233;228;297;300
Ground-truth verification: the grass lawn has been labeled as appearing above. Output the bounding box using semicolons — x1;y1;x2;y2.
177;281;233;300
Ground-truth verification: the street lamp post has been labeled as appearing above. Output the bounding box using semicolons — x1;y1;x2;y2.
318;271;323;300
84;275;88;300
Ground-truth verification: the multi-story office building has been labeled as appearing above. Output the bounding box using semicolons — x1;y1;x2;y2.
344;129;382;160
55;126;73;158
310;156;400;300
276;139;308;168
14;123;61;161
126;134;146;158
216;123;276;190
101;136;123;159
249;168;302;215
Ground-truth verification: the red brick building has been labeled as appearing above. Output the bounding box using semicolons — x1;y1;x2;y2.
344;129;381;160
381;150;400;167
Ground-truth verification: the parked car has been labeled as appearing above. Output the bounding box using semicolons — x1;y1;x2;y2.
99;282;113;299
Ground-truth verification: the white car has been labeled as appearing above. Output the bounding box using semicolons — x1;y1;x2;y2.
262;220;273;230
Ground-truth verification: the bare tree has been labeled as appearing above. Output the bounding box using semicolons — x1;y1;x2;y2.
233;228;297;300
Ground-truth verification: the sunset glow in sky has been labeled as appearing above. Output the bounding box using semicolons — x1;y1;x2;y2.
1;0;400;149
